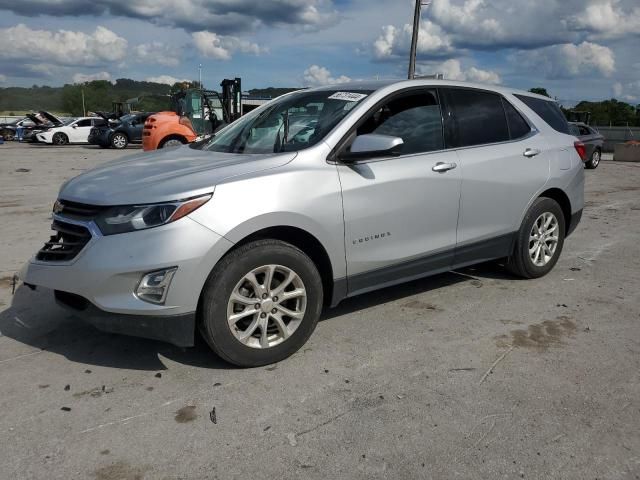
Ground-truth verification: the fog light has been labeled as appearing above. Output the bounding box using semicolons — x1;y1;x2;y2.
135;267;177;304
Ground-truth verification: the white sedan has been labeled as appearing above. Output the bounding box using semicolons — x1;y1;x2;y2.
36;117;107;145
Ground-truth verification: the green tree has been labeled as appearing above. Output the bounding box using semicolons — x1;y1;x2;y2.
528;87;551;97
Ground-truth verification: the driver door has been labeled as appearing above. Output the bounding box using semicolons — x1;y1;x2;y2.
69;119;92;142
336;89;462;295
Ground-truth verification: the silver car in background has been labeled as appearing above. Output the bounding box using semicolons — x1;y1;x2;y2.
20;79;585;366
569;122;605;169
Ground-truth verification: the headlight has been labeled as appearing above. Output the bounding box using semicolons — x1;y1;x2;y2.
95;194;212;235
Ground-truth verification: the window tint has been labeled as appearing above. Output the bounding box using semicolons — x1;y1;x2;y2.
578;125;590;136
569;124;580;136
514;94;569;134
443;89;509;147
356;91;444;155
93;119;107;127
502;98;531;140
75;119;92;127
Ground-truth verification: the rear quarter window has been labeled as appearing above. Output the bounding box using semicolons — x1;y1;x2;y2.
514;94;569;134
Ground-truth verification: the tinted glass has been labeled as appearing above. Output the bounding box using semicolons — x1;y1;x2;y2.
75;119;92;127
578;125;590;135
569;124;580;136
502;98;531;140
356;91;444;154
444;89;509;147
514;94;569;134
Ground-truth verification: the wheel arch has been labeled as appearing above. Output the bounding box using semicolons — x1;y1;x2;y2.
539;187;572;233
159;134;188;148
229;226;336;307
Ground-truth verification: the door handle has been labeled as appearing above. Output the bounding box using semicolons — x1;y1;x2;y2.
523;148;541;158
432;162;457;173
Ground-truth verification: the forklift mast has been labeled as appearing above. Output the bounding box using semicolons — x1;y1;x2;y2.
220;78;242;123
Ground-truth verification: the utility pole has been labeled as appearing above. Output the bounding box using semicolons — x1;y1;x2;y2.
199;64;203;89
408;0;431;80
81;89;86;117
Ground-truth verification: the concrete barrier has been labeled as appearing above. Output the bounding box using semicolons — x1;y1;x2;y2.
614;143;640;162
594;126;640;152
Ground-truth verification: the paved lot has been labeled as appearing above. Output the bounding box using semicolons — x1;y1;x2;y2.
0;142;638;479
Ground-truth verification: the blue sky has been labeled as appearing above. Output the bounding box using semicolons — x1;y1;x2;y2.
0;0;639;105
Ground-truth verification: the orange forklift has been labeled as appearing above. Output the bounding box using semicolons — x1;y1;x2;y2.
143;78;242;151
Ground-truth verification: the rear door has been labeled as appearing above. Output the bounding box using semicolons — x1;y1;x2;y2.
440;88;551;263
130;114;147;142
337;88;462;294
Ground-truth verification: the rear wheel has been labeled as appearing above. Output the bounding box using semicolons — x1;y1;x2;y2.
159;136;186;149
1;130;15;141
52;133;68;145
110;132;128;149
585;149;601;169
507;197;565;279
199;239;323;367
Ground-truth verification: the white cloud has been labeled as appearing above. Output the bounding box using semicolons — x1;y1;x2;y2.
72;71;112;83
612;80;640;102
419;59;501;84
192;31;266;60
0;74;6;83
133;42;182;67
145;75;190;85
303;65;351;87
512;41;616;79
567;0;640;39
373;20;454;60
0;24;127;66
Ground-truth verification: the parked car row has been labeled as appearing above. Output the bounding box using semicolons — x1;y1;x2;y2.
0;111;154;149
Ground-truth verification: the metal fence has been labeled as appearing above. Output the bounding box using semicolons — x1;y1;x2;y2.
593;126;640;152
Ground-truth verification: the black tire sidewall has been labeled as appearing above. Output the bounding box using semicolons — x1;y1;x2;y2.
586;150;600;169
53;133;67;145
200;241;323;367
515;198;565;278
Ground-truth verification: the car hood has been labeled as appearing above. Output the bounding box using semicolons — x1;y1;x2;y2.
59;146;298;205
39;111;64;126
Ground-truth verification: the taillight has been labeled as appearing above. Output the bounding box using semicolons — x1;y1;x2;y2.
574;141;587;162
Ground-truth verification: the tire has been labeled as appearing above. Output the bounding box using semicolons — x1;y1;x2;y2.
507;197;565;279
199;239;323;367
1;130;15;141
110;132;128;149
159;136;186;149
52;133;68;145
585;149;601;169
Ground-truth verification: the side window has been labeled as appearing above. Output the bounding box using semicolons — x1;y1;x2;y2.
569;124;580;136
92;119;106;127
514;94;570;134
443;88;510;148
578;125;590;136
75;119;92;127
355;90;444;155
502;98;531;140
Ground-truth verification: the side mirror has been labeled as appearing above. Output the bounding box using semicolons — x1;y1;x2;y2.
339;134;404;162
72;124;77;128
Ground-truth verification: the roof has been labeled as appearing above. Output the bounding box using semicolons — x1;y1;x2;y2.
309;79;554;102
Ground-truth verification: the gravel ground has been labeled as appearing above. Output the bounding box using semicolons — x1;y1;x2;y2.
0;143;638;480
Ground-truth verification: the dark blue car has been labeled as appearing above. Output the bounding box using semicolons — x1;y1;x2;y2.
88;112;154;149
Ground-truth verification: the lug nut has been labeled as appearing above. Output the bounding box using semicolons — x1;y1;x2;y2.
271;308;277;314
262;293;268;299
255;303;260;309
273;296;278;302
260;313;266;318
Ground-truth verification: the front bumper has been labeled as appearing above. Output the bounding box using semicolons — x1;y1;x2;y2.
20;214;233;346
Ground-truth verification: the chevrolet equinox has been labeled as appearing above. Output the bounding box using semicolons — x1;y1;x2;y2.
20;80;585;366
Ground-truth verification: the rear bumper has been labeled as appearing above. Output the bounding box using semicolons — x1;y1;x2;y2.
55;290;195;346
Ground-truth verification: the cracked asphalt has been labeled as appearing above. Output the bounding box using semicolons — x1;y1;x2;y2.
1;143;639;479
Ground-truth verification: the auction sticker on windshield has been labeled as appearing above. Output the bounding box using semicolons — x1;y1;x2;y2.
328;92;368;102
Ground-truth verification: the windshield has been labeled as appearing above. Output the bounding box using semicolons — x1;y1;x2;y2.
197;89;372;154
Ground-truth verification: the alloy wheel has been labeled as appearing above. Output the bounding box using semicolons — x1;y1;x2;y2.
226;264;307;349
112;134;127;149
162;139;183;148
591;150;600;167
529;212;559;267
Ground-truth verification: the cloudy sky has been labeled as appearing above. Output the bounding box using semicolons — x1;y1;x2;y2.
0;0;638;104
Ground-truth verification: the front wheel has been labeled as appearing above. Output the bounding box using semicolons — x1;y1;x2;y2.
585;149;601;169
507;197;565;279
52;133;68;145
111;132;128;149
199;239;323;367
159;137;186;149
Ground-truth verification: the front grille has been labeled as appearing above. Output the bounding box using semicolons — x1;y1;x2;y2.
36;220;92;262
56;199;106;218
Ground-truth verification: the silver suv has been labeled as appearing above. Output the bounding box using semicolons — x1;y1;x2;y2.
21;80;585;366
